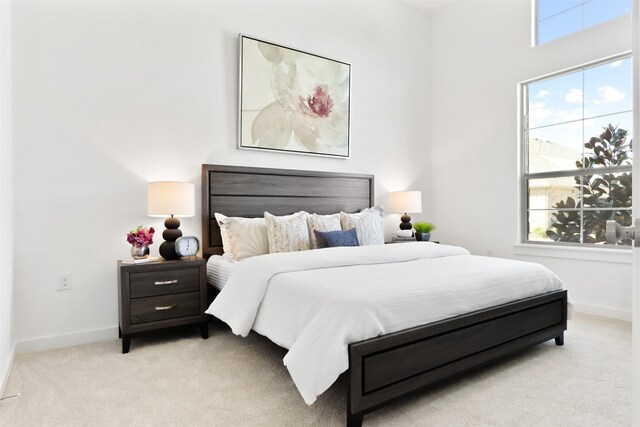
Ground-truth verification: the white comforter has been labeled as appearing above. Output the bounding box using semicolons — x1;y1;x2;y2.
206;242;563;405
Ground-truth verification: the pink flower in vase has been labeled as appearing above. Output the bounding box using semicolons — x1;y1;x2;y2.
126;226;155;248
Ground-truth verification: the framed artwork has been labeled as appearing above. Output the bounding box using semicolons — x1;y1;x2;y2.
239;35;351;158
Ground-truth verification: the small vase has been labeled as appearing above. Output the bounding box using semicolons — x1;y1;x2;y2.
131;245;150;260
415;232;431;242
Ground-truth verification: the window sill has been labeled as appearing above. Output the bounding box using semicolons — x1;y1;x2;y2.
513;243;632;264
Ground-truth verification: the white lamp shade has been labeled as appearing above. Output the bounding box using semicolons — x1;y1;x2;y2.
390;190;422;214
147;181;195;217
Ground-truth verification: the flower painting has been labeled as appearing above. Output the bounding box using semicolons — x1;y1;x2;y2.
239;35;351;158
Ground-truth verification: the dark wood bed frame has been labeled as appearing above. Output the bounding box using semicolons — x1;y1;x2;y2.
201;164;568;427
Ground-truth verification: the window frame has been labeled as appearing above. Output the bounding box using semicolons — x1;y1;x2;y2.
518;51;633;249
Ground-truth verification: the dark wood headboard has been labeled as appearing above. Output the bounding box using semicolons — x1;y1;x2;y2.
201;164;375;258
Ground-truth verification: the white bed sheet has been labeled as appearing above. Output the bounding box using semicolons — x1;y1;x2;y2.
206;254;237;290
207;243;564;405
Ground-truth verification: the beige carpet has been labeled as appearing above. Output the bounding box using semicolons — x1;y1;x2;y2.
0;313;631;426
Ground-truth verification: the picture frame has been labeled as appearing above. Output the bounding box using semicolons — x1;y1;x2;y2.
238;34;351;159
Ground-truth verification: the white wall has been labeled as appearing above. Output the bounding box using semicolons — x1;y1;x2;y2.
0;0;14;390
11;1;432;349
426;1;633;319
9;0;633;353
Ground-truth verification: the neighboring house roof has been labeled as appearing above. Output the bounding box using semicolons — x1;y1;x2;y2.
528;138;580;188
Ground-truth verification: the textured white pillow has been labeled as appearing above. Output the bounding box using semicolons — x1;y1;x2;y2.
307;213;342;249
340;206;385;246
215;213;269;261
264;211;310;253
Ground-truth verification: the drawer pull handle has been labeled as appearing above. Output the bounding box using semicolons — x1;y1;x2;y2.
155;304;177;311
154;280;178;286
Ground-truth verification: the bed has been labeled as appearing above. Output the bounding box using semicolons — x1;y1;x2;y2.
201;164;568;427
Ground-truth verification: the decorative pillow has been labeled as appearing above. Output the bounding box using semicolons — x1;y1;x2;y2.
307;213;341;249
215;213;269;261
264;211;310;253
314;228;359;248
340;206;384;246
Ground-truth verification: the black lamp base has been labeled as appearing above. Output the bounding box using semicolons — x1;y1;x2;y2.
399;213;412;230
159;216;182;260
159;242;180;260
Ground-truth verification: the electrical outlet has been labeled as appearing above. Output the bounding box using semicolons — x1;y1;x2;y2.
58;272;72;291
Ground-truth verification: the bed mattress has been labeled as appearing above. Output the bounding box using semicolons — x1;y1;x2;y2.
206;254;237;290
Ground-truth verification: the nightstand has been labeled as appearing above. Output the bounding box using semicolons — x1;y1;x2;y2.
117;258;208;354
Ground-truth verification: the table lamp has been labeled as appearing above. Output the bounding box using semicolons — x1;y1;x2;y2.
390;190;422;232
148;181;195;260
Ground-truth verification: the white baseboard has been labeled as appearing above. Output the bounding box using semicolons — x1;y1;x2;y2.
572;301;632;321
15;326;118;354
7;303;631;357
1;344;16;397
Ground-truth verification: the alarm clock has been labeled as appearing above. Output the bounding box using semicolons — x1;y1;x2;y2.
175;236;200;258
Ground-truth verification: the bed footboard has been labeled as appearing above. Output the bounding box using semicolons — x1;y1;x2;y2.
347;290;568;427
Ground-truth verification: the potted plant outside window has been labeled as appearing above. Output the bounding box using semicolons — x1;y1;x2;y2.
413;222;436;241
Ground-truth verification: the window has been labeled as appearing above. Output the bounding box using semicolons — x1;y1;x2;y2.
536;0;632;45
521;54;632;246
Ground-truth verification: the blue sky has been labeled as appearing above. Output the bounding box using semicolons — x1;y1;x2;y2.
528;56;632;123
529;57;632;123
528;0;632;174
527;56;632;170
538;0;632;44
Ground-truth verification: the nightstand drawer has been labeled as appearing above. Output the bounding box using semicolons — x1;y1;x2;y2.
130;292;201;324
129;268;200;298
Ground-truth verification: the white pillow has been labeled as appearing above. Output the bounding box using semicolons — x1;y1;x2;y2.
214;213;233;253
340;206;385;246
307;213;341;249
264;211;310;253
214;213;269;261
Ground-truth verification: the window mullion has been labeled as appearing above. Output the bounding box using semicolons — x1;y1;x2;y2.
525;165;633;180
580;175;584;244
580;65;585;244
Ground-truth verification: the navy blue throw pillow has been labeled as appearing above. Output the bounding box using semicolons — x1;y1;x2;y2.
314;228;359;249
